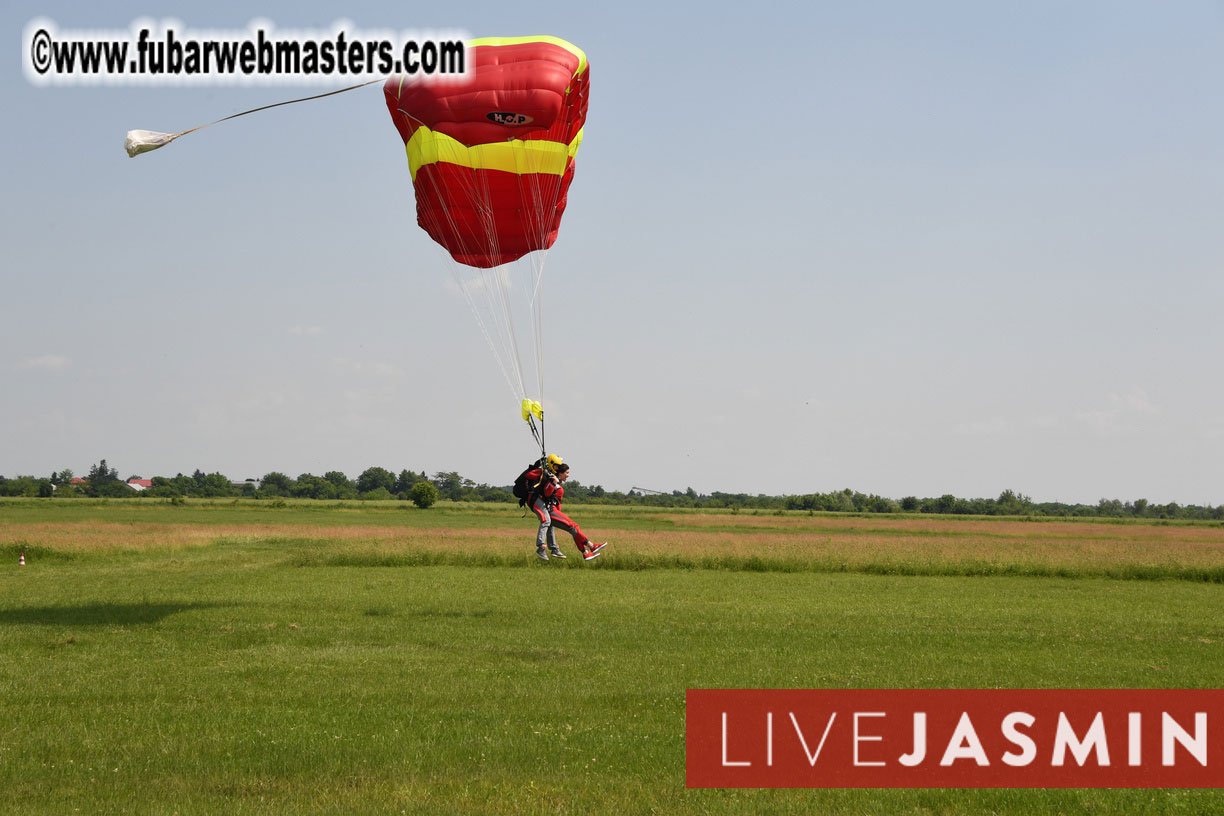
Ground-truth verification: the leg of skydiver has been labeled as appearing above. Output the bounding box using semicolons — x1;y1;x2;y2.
549;509;593;556
532;497;552;560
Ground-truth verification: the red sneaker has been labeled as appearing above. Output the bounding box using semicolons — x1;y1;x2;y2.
589;541;608;553
582;549;602;561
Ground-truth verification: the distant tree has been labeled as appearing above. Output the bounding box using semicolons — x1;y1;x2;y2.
195;472;238;497
357;467;396;495
318;471;356;499
360;486;394;501
900;496;919;511
146;477;184;498
476;484;514;502
933;494;957;514
294;473;338;500
432;471;462;500
563;480;589;501
166;474;198;495
393;469;416;496
324;471;354;491
87;459;119;484
996;489;1033;516
0;476;38;497
260;472;294;497
85;460;133;497
830;490;855;512
91;479;135;498
865;494;898;513
410;480;438;509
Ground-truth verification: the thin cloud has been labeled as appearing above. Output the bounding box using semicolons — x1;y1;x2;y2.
326;356;403;378
21;354;71;370
954;416;1013;436
1075;389;1158;435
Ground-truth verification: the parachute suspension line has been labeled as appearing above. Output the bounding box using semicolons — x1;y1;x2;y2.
516;135;556;409
405;119;531;405
382;38;588;456
532;252;546;410
393;105;567;447
473;151;533;407
421;192;523;403
527;412;545;457
463;143;523;400
450;257;522;402
528;144;548;405
520;151;553;446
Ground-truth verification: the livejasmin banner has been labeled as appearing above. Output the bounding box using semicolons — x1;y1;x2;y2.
686;689;1223;788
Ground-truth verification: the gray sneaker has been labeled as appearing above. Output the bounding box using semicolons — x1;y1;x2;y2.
549;549;567;559
536;547;549;561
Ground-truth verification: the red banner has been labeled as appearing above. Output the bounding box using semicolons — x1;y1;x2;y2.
686;689;1223;788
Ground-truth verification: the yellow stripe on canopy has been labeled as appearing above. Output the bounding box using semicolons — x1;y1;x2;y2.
406;126;584;180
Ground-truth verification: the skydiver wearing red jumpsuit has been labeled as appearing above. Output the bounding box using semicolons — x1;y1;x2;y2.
528;458;607;562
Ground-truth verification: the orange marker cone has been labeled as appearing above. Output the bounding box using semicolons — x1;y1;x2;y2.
19;552;26;566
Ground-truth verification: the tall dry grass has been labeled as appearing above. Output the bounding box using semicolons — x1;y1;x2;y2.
5;506;1221;579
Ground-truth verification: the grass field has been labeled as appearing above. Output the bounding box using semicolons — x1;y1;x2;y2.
2;499;1222;814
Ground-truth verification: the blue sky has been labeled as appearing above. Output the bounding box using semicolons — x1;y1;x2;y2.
4;1;1222;504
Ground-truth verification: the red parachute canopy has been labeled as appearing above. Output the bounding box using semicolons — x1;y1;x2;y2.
383;36;590;268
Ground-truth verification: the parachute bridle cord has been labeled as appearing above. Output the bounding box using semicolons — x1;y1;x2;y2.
125;79;384;157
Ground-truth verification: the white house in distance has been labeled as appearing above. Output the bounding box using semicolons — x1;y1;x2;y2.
126;478;153;491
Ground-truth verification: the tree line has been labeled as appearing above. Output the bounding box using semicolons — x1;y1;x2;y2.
1;461;1221;520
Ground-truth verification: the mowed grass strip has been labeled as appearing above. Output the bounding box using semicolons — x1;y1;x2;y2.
1;541;1222;815
3;500;1222;581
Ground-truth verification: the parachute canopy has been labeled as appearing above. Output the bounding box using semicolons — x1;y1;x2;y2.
383;36;589;268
